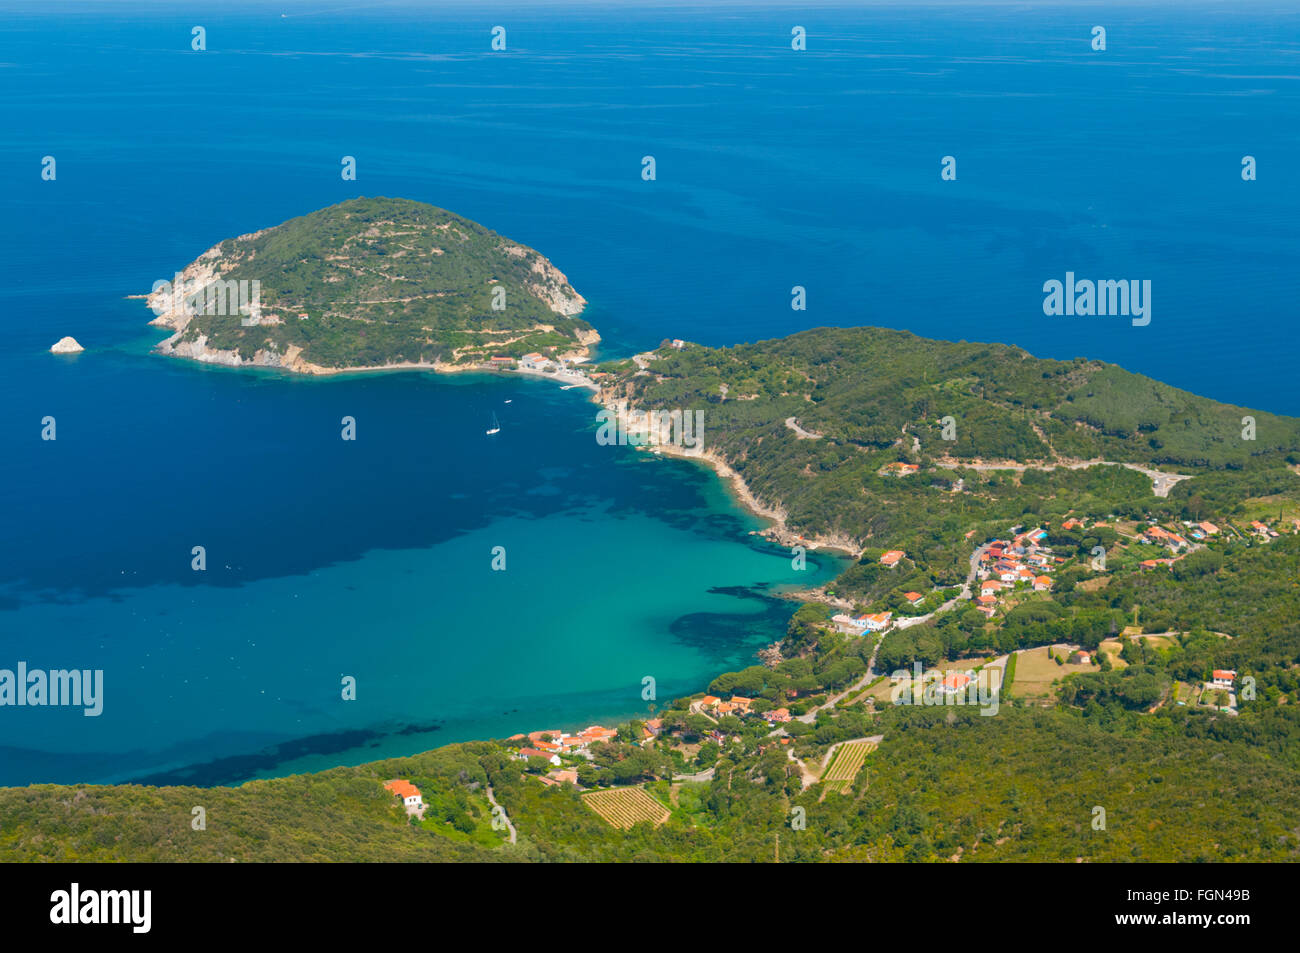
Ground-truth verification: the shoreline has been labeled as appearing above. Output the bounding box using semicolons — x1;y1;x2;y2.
126;312;866;788
590;378;864;559
629;438;863;559
147;310;853;559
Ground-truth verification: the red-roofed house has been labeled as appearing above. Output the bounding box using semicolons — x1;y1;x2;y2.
1212;669;1237;688
941;672;973;695
577;725;617;743
862;611;893;632
880;550;905;567
880;462;920;476
518;748;562;765
384;779;425;816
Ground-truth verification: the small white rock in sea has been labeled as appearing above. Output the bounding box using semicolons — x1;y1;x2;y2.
50;336;84;354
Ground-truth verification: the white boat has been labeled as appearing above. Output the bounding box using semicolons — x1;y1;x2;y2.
486;412;501;435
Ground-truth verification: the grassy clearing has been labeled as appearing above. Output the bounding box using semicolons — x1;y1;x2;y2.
1012;645;1100;704
1098;639;1128;669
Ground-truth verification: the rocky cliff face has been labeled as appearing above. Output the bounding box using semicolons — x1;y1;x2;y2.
501;241;587;316
145;228;271;335
154;333;269;368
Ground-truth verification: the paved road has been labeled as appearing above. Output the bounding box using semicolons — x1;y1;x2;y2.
672;766;717;783
935;459;1191;497
784;416;822;440
893;543;985;631
484;785;517;845
798;632;886;723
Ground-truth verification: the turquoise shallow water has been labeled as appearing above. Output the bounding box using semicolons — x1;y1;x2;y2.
2;1;1298;785
4;479;840;786
0;306;843;786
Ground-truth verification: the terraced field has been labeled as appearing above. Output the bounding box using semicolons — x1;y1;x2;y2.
582;787;671;829
820;740;875;795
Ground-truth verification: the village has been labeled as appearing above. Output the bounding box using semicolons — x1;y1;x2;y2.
483;349;605;390
823;506;1295;639
377;502;1282;837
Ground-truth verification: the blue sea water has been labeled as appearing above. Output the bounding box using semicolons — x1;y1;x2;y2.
1;1;1298;785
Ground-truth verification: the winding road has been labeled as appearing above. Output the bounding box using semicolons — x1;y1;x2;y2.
485;784;517;845
935;459;1191;497
784;417;822;440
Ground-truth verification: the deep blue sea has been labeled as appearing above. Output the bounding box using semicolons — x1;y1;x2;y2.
1;1;1297;785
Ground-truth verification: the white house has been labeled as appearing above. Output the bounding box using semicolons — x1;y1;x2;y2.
383;779;425;816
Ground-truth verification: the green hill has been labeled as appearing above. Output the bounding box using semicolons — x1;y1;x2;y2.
147;197;594;370
600;328;1300;565
610;327;1300;468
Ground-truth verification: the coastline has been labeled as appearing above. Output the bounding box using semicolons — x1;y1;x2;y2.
587;373;864;559
626;437;863;559
130;293;867;781
144;288;852;559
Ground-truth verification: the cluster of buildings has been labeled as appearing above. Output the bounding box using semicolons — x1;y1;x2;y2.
509;725;620;764
695;694;792;726
974;526;1061;617
487;350;593;381
1139;524;1190;551
488;351;556;371
537;769;579;787
824;550;915;636
1147;517;1281;551
1136;519;1216;568
831;610;893;635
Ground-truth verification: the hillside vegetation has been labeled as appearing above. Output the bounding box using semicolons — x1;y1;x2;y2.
600;328;1300;563
153;197;593;368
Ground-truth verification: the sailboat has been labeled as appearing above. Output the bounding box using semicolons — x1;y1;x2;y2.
486;412;501;436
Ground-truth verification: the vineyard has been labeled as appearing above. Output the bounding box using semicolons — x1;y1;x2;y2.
582;787;671;829
820;740;875;796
